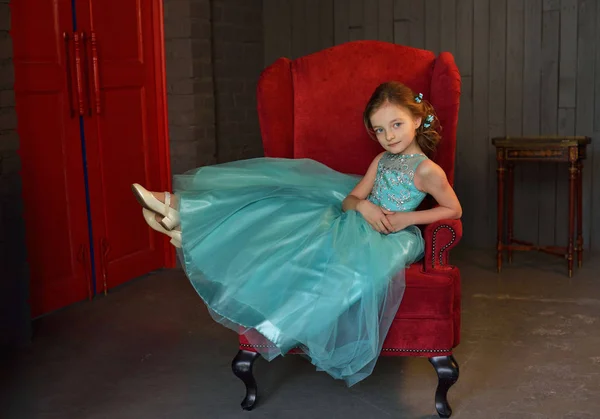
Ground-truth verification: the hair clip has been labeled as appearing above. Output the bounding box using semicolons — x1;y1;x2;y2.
423;114;434;128
415;93;423;103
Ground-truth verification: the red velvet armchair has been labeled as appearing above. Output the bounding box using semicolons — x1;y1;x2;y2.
231;40;462;418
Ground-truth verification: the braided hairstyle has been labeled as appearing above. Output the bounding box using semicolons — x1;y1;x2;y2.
363;81;441;156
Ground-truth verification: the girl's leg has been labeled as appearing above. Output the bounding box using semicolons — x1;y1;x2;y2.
142;208;182;247
147;192;179;224
148;191;179;210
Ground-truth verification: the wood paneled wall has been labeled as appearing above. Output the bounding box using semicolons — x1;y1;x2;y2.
263;0;600;251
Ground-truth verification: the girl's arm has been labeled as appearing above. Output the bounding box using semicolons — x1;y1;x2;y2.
388;160;462;231
342;152;384;211
343;152;394;233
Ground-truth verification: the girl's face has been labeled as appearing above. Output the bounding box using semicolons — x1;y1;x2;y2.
370;102;422;154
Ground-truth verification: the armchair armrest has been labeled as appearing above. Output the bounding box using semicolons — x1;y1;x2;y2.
423;218;462;272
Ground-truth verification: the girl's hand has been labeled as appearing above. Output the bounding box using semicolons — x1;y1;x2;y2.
357;200;394;234
386;211;413;232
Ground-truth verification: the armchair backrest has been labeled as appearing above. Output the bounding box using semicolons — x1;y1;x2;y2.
256;40;461;186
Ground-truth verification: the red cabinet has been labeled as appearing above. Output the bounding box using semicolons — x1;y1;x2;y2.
12;0;174;317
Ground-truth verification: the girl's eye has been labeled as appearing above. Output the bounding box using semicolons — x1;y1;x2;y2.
374;128;384;134
393;122;402;128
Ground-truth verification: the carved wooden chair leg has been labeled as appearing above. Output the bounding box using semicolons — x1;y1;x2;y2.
428;355;459;418
231;349;261;410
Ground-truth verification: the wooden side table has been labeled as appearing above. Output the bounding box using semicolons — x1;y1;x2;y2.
491;136;591;278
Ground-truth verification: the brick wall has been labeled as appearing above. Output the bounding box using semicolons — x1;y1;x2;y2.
0;0;30;348
164;0;217;174
164;0;264;171
212;0;264;163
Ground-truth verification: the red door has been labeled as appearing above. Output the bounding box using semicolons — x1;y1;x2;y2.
74;0;173;294
12;0;173;317
12;0;93;317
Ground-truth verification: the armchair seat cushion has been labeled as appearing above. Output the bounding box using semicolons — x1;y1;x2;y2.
396;264;457;320
380;264;460;357
240;263;460;357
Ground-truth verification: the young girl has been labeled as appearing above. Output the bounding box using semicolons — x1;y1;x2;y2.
132;81;462;386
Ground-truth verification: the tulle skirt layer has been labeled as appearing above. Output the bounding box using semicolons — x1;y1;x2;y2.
172;158;424;386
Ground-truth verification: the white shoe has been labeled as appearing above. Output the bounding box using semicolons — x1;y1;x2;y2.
142;208;182;248
131;183;180;230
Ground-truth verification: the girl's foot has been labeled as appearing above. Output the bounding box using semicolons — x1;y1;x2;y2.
142;208;182;248
131;183;181;230
147;192;181;228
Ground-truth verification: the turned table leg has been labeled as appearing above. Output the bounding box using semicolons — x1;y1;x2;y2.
576;161;583;268
507;162;514;264
567;148;577;278
496;149;505;273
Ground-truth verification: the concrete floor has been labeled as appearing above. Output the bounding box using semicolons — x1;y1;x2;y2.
2;247;600;419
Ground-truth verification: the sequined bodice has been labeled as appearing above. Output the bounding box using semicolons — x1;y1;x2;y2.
367;152;428;212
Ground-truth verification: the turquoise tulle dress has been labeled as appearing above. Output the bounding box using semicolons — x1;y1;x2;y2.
172;152;429;386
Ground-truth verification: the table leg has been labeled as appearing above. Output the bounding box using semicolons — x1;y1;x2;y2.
497;150;505;273
507;163;514;264
577;161;583;268
568;156;577;278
